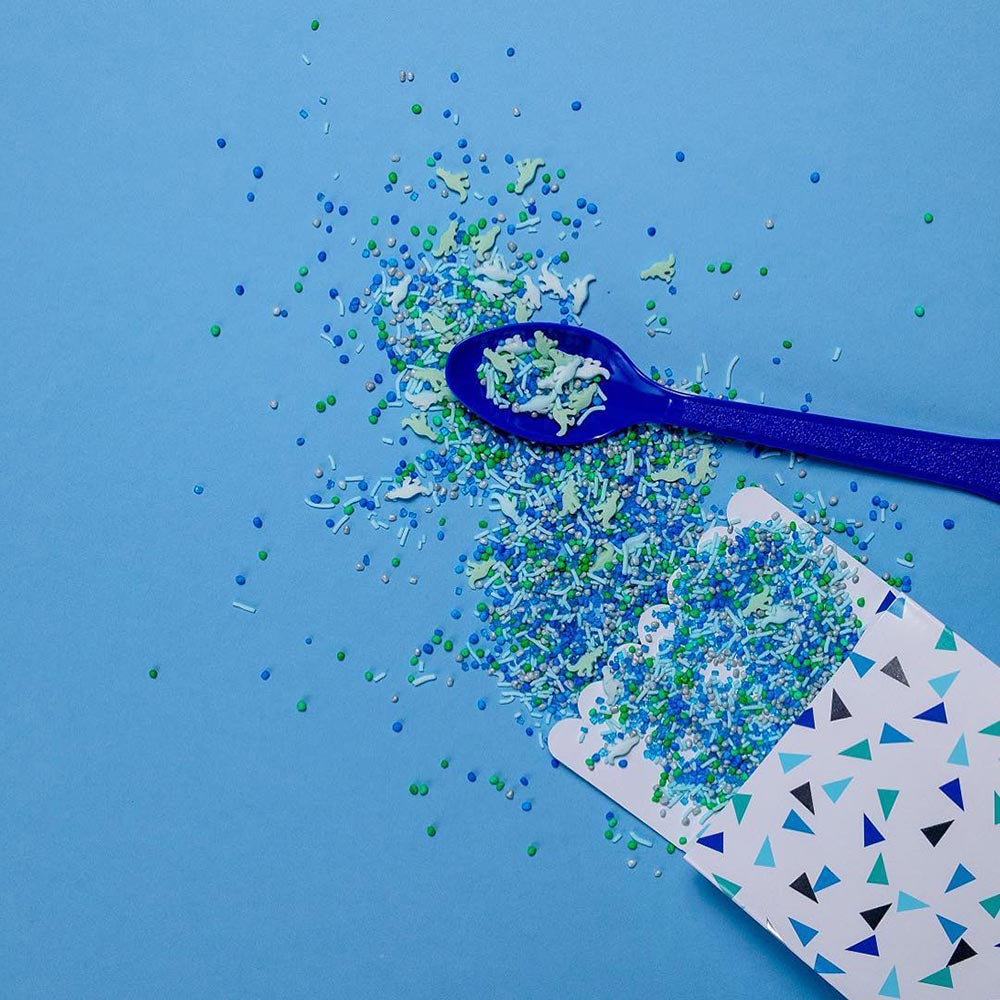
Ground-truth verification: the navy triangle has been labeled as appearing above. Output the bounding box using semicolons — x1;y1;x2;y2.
876;589;897;613
794;706;816;729
863;814;886;847
914;702;949;724
846;934;880;957
939;777;964;811
696;831;725;853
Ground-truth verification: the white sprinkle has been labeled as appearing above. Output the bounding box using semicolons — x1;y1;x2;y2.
896;557;914;568
725;355;740;389
774;473;785;486
304;498;337;509
701;353;709;375
832;346;842;362
356;342;365;354
323;122;330;135
629;832;653;848
233;602;257;614
301;54;311;65
373;671;387;682
382;436;394;445
412;673;437;687
331;515;349;533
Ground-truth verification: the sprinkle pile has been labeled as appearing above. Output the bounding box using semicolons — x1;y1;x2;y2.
477;328;610;435
589;515;861;811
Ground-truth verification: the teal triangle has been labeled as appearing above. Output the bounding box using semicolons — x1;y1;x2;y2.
789;916;819;947
712;874;741;899
879;722;913;745
868;853;889;885
937;914;968;944
935;627;957;651
887;596;906;618
878;965;901;998
731;792;752;825
754;836;775;868
995;790;1000;825
878;788;900;820
822;776;854;803
779;751;811;773
841;738;872;760
930;670;960;697
813;865;840;892
947;734;969;767
981;893;1000;918
980;720;1000;737
945;864;976;893
919;966;954;988
898;890;930;912
813;953;845;976
850;652;876;678
782;808;815;835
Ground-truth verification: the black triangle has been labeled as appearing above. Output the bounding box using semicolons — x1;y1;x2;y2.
790;781;815;815
830;689;852;721
948;939;977;966
860;903;892;931
790;872;818;902
880;655;909;686
921;820;954;846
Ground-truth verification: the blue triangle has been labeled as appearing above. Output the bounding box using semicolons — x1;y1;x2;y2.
946;864;976;893
696;831;725;853
779;751;811;773
794;706;816;729
879;966;901;998
850;652;876;678
915;702;949;724
864;814;886;847
822;776;854;803
789;916;819;947
887;596;906;618
846;933;880;957
754;836;775;868
813;865;841;892
937;914;967;943
880;722;913;744
940;777;965;811
947;734;969;767
898;891;929;912
814;953;845;975
929;670;960;698
782;808;815;835
876;590;897;614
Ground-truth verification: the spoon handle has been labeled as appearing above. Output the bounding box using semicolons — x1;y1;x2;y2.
675;394;1000;503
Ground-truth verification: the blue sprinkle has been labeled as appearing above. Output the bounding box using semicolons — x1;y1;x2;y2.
216;137;226;148
467;771;477;782
246;192;255;202
506;46;515;57
296;437;305;446
647;226;656;236
304;636;312;645
675;150;685;162
772;357;781;365
521;801;532;811
252;165;263;179
450;71;459;82
476;698;486;710
520;776;529;786
943;518;955;530
260;669;270;680
193;484;204;495
810;171;821;183
570;100;582;111
235;284;245;296
252;516;263;528
392;721;403;733
235;574;246;585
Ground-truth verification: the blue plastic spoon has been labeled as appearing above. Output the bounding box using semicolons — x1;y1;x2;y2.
445;322;1000;503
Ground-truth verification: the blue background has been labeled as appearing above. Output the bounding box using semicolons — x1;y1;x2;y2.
2;3;998;998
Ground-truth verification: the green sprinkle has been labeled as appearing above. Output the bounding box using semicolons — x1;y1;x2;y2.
316;401;326;412
782;339;792;349
440;758;449;769
526;844;538;857
210;324;221;337
706;264;716;273
148;668;158;679
914;305;925;318
258;550;268;561
719;261;732;274
296;699;307;712
408;783;419;795
426;825;436;837
418;783;429;796
310;19;320;30
327;394;336;406
388;171;398;184
923;212;934;223
411;104;422;115
759;266;768;276
336;650;346;661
